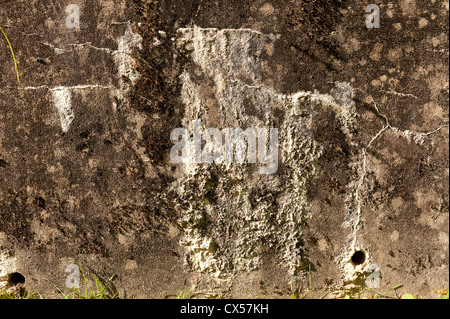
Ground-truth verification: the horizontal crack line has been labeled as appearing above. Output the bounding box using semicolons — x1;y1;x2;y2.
42;42;131;56
1;85;114;92
380;90;418;99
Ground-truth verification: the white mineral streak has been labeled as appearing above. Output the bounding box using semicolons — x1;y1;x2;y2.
24;24;142;132
51;87;74;133
0;250;17;289
173;26;357;280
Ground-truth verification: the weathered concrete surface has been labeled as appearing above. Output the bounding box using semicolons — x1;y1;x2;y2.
0;0;448;298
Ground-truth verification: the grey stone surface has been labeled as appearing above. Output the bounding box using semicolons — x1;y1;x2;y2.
0;0;448;298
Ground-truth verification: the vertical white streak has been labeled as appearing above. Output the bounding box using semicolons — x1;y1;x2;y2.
51;88;74;133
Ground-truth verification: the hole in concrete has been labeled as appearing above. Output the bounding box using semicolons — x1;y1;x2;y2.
0;159;8;168
7;272;26;287
351;250;366;265
36;58;48;65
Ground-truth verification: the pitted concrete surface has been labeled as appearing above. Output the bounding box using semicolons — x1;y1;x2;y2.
0;0;448;298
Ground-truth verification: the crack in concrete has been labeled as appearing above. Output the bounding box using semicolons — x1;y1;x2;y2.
177;27;269;36
1;24;142;133
0;84;113;92
339;89;448;283
350;124;389;249
42;41;130;56
380;90;418;99
20;84;113;91
367;94;449;144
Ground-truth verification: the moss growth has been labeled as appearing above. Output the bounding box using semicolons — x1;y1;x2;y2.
0;288;41;299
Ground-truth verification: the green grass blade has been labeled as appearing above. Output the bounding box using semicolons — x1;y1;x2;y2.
0;25;20;84
386;284;403;294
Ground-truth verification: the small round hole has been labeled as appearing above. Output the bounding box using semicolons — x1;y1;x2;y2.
7;272;26;287
351;251;366;265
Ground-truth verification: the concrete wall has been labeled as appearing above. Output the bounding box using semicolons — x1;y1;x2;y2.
0;0;448;298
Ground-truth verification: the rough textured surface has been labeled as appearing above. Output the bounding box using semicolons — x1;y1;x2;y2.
0;0;448;298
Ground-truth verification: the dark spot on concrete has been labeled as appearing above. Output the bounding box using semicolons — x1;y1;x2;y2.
0;159;8;168
35;197;46;209
36;58;47;65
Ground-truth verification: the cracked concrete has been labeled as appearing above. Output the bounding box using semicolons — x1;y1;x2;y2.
0;0;448;298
